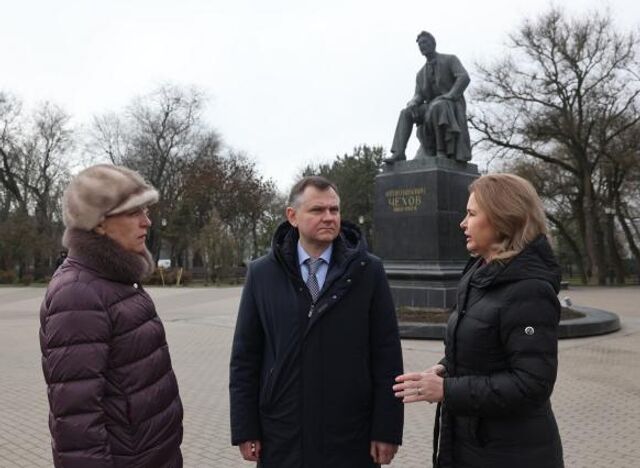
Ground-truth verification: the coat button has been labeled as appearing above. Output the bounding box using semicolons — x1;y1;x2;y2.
133;283;139;289
346;278;352;283
332;295;337;299
360;261;366;266
525;326;535;335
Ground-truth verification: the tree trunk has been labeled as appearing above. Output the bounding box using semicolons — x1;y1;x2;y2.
582;176;607;284
547;213;588;284
605;211;626;284
251;219;259;260
573;196;593;283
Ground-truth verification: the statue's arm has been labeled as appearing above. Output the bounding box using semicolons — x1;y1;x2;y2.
406;70;424;107
442;55;470;100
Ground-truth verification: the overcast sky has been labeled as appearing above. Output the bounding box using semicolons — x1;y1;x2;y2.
2;0;639;192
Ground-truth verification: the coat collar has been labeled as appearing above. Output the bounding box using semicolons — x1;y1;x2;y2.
468;235;561;293
297;241;333;268
270;220;366;280
62;228;155;283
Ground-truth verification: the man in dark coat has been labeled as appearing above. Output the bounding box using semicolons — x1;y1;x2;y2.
386;30;471;163
229;176;404;467
54;250;67;269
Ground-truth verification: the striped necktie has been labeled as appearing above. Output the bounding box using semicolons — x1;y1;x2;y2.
305;257;322;302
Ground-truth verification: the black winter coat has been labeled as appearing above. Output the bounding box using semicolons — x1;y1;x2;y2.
40;229;183;468
229;221;404;468
435;235;563;468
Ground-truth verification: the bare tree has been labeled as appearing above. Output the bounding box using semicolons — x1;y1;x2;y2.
470;7;640;284
606;124;640;282
0;93;72;278
505;157;589;283
89;112;130;164
90;84;218;258
0;92;28;212
89;84;281;275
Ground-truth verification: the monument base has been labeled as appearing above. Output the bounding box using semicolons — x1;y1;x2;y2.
373;157;479;309
384;260;468;309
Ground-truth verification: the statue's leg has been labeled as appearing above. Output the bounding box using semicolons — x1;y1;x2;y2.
419;106;436;157
428;100;451;158
416;124;439;158
389;108;416;160
434;125;446;158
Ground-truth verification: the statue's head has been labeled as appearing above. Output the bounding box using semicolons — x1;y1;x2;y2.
416;31;436;56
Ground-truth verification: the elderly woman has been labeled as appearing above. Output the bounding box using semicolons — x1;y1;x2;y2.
394;173;563;468
39;165;183;468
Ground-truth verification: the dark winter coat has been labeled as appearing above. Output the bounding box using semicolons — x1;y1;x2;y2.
229;221;404;468
435;235;564;468
40;229;183;468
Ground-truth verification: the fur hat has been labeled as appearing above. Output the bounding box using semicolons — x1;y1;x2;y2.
63;164;159;230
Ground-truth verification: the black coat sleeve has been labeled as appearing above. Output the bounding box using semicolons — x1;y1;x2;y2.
443;279;560;417
229;264;265;445
369;259;404;444
40;282;115;468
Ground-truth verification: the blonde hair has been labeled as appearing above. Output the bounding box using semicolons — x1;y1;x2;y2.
469;173;548;261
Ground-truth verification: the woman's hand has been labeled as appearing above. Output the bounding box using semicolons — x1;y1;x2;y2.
393;365;445;404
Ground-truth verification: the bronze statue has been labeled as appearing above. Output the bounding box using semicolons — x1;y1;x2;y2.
386;31;472;164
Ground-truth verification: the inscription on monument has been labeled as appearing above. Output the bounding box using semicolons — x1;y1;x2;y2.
385;187;426;213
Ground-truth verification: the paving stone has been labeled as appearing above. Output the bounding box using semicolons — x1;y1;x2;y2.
0;285;638;467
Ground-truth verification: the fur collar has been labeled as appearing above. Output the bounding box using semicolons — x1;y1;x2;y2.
62;228;155;283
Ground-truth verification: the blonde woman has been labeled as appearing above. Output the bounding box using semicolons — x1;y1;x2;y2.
394;174;563;468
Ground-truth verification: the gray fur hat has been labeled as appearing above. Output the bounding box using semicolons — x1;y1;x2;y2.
63;164;159;230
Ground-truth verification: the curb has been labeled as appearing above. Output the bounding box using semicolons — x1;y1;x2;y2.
399;305;621;340
557;305;621;338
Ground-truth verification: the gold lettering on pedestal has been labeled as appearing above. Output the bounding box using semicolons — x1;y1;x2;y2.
385;187;426;213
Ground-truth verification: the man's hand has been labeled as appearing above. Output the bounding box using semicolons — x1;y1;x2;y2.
370;441;398;465
239;440;261;461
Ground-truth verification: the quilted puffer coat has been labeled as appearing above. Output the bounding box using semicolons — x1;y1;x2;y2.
40;229;183;468
435;235;563;468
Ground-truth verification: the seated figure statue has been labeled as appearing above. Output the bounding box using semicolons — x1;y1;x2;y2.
385;31;472;164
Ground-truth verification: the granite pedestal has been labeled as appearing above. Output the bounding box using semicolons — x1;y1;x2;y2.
373;157;480;309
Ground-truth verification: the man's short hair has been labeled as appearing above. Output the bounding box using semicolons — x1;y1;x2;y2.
416;31;436;46
288;175;339;207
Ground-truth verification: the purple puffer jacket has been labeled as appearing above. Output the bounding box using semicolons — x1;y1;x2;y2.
40;229;183;468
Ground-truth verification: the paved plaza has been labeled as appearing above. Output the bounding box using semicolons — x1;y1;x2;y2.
0;285;638;468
